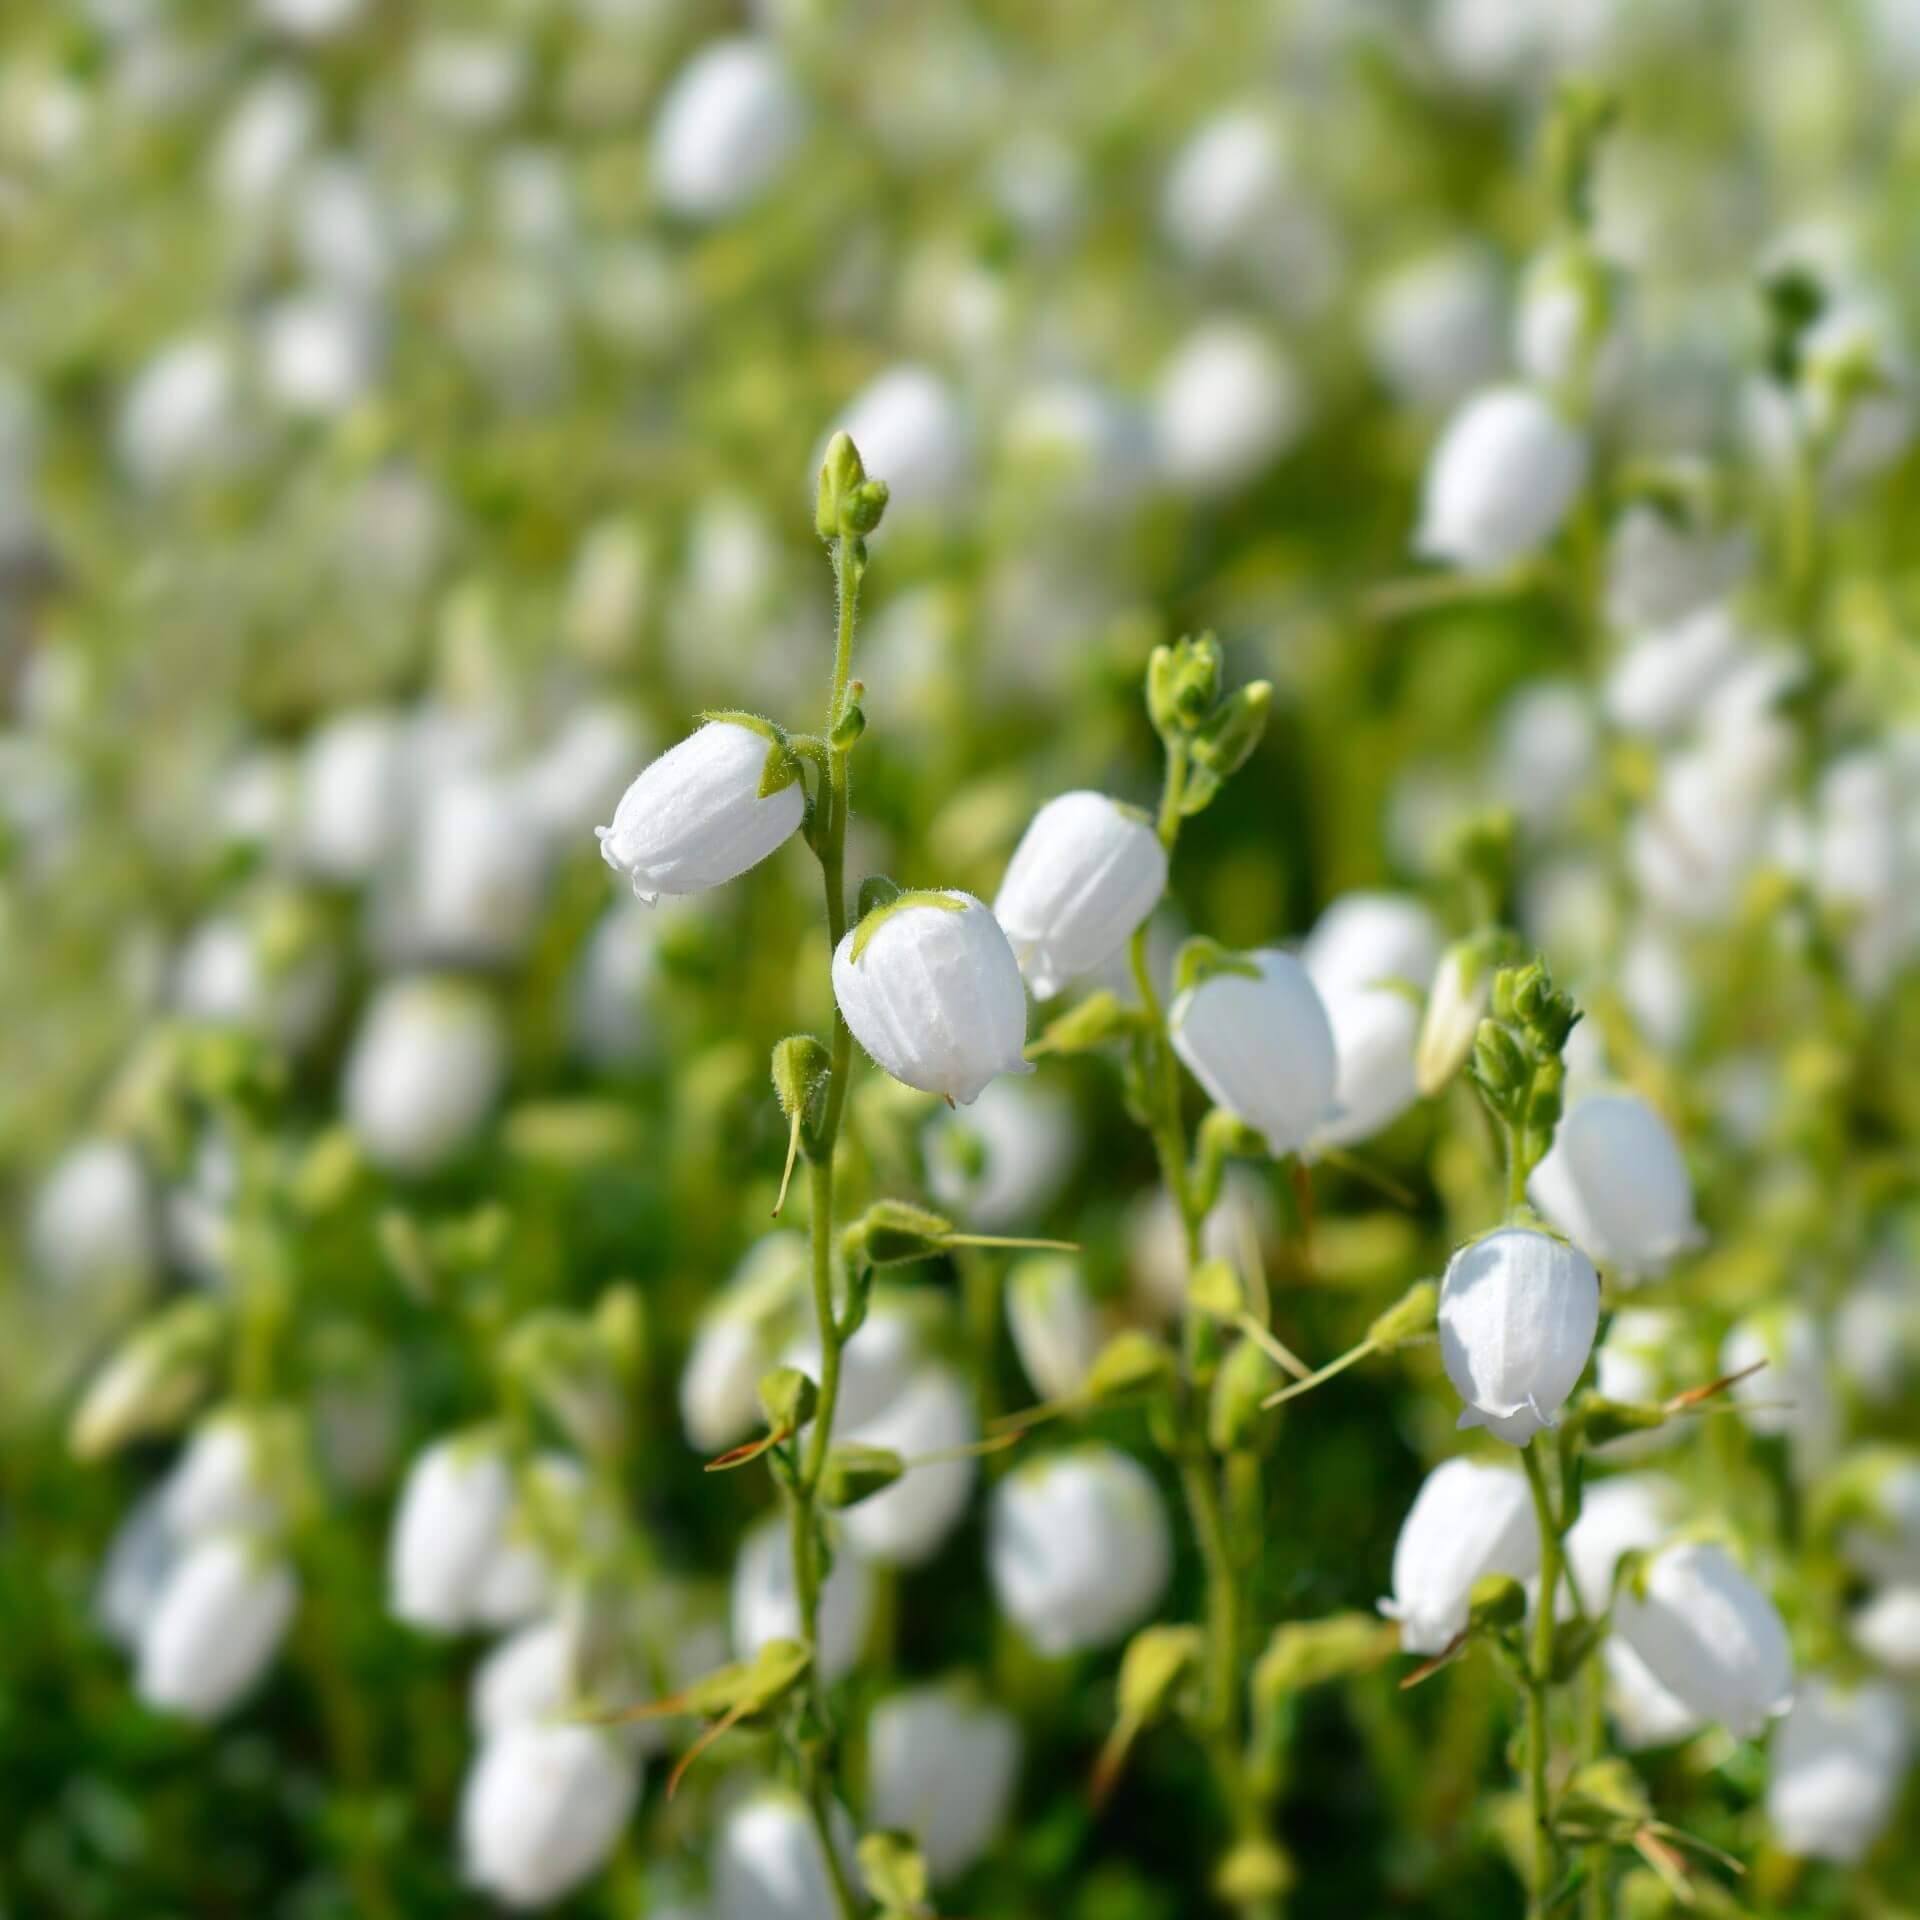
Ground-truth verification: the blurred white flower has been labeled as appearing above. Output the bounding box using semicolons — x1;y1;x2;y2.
258;292;378;419
867;1684;1020;1884
96;1489;182;1652
30;1137;155;1297
1603;1634;1703;1750
1438;1227;1600;1446
1720;1306;1838;1478
1126;1167;1273;1323
136;1535;297;1722
209;70;317;211
409;775;551;965
1604;603;1746;739
1160;108;1288;265
1006;1255;1102;1403
1837;1454;1920;1586
162;1410;283;1540
389;1436;515;1632
258;0;367;40
117;337;238;488
299;707;406;884
1415;385;1587;574
1493;681;1599;829
731;1515;874;1684
651;38;805;222
838;1364;977;1567
1364;243;1506;413
1559;1473;1676;1615
1605;501;1750;633
988;1446;1171;1656
1153;320;1304;494
925;1078;1078;1232
1766;1676;1910;1864
833;891;1031;1107
680;1233;810;1453
713;1787;857;1920
342;976;506;1176
412;35;526;129
1592;1308;1689;1460
1379;1456;1538;1655
1853;1585;1920;1672
461;1724;640;1910
830;365;971;523
1528;1090;1702;1281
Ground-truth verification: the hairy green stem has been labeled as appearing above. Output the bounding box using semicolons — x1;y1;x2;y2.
1521;1445;1563;1918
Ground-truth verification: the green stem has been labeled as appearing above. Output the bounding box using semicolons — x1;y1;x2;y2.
1521;1445;1563;1918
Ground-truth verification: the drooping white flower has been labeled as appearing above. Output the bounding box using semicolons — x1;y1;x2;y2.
836;1365;977;1567
1415;384;1588;574
987;1447;1172;1657
924;1078;1079;1231
1126;1166;1273;1323
117;337;238;488
1160;108;1289;266
210;70;317;212
1815;747;1916;996
1006;1255;1102;1403
1437;1227;1600;1446
680;1232;809;1453
993;792;1168;999
136;1535;298;1722
1614;1541;1794;1739
299;706;406;883
1766;1676;1910;1865
830;365;971;523
1313;982;1423;1150
162;1411;284;1540
1603;1635;1704;1751
596;720;804;906
867;1684;1021;1885
650;38;805;222
713;1787;858;1920
461;1723;640;1910
1607;505;1752;636
1169;948;1338;1159
1559;1474;1678;1616
1493;681;1599;830
1527;1091;1703;1281
257;291;377;418
1378;1456;1539;1655
731;1515;874;1684
342;976;506;1176
833;891;1031;1107
97;1490;182;1653
29;1137;156;1297
1853;1585;1920;1673
1603;603;1746;740
468;1455;600;1633
407;774;551;966
570;897;669;1073
388;1436;514;1632
1363;243;1506;413
1301;892;1441;1002
1153;320;1304;494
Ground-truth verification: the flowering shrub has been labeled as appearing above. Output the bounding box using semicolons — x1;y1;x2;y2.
5;4;1920;1918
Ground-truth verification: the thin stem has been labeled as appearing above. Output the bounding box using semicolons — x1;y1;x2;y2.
1521;1445;1563;1918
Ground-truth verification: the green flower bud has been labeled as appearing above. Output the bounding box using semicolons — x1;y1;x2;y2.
1367;1279;1438;1350
1209;1334;1283;1453
856;1831;929;1915
757;1365;819;1434
1467;1571;1528;1632
1084;1329;1178;1402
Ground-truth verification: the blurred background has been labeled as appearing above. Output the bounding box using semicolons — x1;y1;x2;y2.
5;1;1920;1916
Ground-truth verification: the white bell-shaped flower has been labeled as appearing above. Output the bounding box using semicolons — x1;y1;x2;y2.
1415;384;1588;574
1853;1585;1920;1672
1169;948;1338;1159
731;1514;874;1684
299;705;406;883
117;337;238;489
1766;1676;1910;1865
468;1454;599;1633
1378;1456;1539;1655
29;1137;156;1297
867;1683;1021;1885
1006;1255;1102;1403
1559;1474;1677;1616
1363;243;1506;413
1603;1635;1704;1751
993;792;1168;999
649;37;804;223
680;1232;808;1453
832;891;1031;1107
410;774;551;965
1160;108;1288;267
713;1786;858;1920
596;720;803;907
1153;320;1304;495
162;1410;283;1539
924;1078;1079;1231
1527;1091;1702;1281
1614;1541;1793;1739
1301;892;1441;1001
830;365;971;523
1603;603;1745;740
987;1446;1172;1656
342;976;505;1177
1415;942;1491;1098
837;1365;977;1567
136;1534;298;1721
97;1489;181;1653
1605;501;1750;633
460;1723;640;1910
1438;1227;1600;1446
388;1435;514;1632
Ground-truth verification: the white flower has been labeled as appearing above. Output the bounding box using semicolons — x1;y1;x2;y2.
1614;1541;1794;1739
596;720;804;906
1415;385;1587;574
1414;943;1490;1099
1169;948;1338;1159
1006;1255;1102;1403
680;1232;809;1453
1838;1454;1920;1586
136;1535;297;1722
1438;1227;1600;1446
1527;1091;1702;1281
1816;747;1916;996
650;38;805;222
1853;1585;1920;1672
1604;603;1746;740
1719;1307;1838;1476
867;1684;1021;1885
1592;1309;1689;1460
1767;1676;1910;1865
837;1365;977;1567
713;1787;857;1920
388;1436;514;1632
1493;681;1598;830
1363;243;1506;413
1603;1635;1704;1751
570;898;666;1073
29;1137;155;1297
987;1447;1171;1656
1514;244;1618;394
1153;320;1304;494
993;792;1168;999
830;365;971;523
210;71;317;211
520;703;652;844
1559;1474;1677;1616
97;1490;181;1652
258;292;376;418
1160;109;1288;266
410;774;551;965
342;977;506;1176
1378;1457;1539;1655
731;1515;874;1684
1301;892;1442;1002
1126;1167;1273;1323
1313;983;1423;1149
833;891;1031;1107
162;1411;283;1540
1606;505;1751;633
117;338;237;488
461;1724;640;1910
299;706;406;883
924;1078;1079;1230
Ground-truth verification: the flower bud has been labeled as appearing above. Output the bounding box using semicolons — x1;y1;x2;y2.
833;890;1031;1107
1614;1541;1793;1739
1415;384;1588;574
1515;241;1618;394
461;1724;640;1910
1006;1255;1101;1402
388;1434;514;1632
650;38;805;223
1438;1227;1600;1446
596;719;804;907
714;1786;858;1920
993;792;1168;999
1168;948;1338;1160
1766;1676;1910;1865
867;1684;1020;1886
1415;942;1491;1097
1209;1334;1284;1453
987;1446;1172;1656
1527;1091;1703;1281
136;1535;297;1722
1378;1457;1539;1655
836;1365;977;1566
342;976;505;1176
731;1514;874;1684
71;1299;222;1460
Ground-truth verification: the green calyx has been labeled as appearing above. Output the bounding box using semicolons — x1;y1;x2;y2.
847;888;966;965
696;710;804;800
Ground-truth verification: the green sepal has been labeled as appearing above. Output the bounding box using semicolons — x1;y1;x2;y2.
1083;1328;1177;1402
819;1442;905;1508
757;1365;818;1434
856;1831;929;1915
1029;990;1142;1055
1173;936;1260;1000
848;889;966;965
